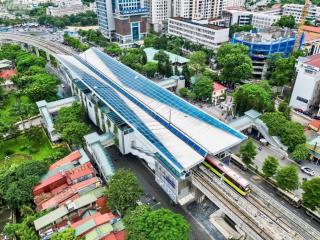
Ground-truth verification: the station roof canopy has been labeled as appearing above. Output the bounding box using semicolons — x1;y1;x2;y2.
56;48;245;174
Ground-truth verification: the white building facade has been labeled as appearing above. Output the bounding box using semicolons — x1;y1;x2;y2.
282;4;320;23
147;0;171;32
168;17;229;49
290;54;320;114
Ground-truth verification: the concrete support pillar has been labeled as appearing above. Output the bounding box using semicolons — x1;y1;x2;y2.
46;52;51;62
20;43;26;50
27;44;33;52
35;48;40;57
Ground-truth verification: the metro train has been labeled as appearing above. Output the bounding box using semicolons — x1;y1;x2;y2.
202;156;251;196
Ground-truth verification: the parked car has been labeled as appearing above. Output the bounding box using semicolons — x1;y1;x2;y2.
294;108;303;113
301;166;315;176
303;111;313;117
313;115;320;120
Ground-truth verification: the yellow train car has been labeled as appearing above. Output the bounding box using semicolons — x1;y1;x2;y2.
203;156;251;196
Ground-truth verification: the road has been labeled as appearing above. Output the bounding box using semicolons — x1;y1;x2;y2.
106;146;213;240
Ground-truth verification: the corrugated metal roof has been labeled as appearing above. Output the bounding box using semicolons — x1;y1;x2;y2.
34;206;68;230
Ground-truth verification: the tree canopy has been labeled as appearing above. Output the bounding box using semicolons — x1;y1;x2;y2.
291;144;309;162
0;161;47;208
154;50;173;77
105;169;143;215
229;24;255;37
262;112;306;152
262;156;279;178
189;51;207;74
301;177;320;210
273;15;296;28
276;165;299;191
233;81;273;114
239;139;257;166
124;205;190;240
216;43;252;84
192;75;212;102
54;103;89;145
51;228;77;240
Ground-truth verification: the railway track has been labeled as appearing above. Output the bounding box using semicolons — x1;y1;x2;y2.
195;167;306;240
193;170;274;240
250;184;320;240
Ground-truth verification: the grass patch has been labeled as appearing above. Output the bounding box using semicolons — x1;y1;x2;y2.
0;128;68;168
0;94;33;124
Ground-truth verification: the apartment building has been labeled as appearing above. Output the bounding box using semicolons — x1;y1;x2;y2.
168;17;229;49
222;9;280;29
290;54;320;114
282;4;320;23
147;0;171;32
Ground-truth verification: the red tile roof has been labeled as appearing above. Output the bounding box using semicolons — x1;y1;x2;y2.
309;119;320;130
71;212;101;228
305;54;320;68
0;69;16;79
33;173;65;195
37;177;100;211
66;162;94;182
102;233;117;240
213;82;226;91
49;151;82;170
114;230;126;240
304;32;320;43
302;25;320;34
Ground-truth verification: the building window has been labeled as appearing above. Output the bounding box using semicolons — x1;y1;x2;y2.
296;96;308;104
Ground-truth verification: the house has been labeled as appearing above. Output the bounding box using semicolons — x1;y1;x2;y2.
212;82;226;105
34;190;106;238
309;119;320;132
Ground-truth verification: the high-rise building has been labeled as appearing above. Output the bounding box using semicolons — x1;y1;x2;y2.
96;0;148;44
147;0;171;32
173;0;224;20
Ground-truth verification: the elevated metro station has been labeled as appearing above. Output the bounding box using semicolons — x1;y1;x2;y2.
56;48;246;204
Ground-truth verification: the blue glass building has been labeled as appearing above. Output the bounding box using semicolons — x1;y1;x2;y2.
231;27;296;79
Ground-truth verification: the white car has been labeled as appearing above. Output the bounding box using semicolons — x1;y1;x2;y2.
301;167;315;176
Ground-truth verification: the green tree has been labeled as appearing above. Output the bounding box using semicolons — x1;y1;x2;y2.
261;112;287;136
192;76;212;101
142;62;158;78
273;15;296;28
61;121;90;145
189;51;207;74
229;24;255;37
291;144;309;161
144;34;158;48
233;81;273;114
279;121;306;152
51;228;77;240
179;87;188;97
239;139;257;165
54;103;86;132
104;43;122;56
4;176;40;209
124;205;190;240
262;156;279;177
216;43;252;84
301;177;320;210
276;165;299;191
154;50;172;77
105;169;143;215
278;101;291;120
181;64;191;88
270;56;295;86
